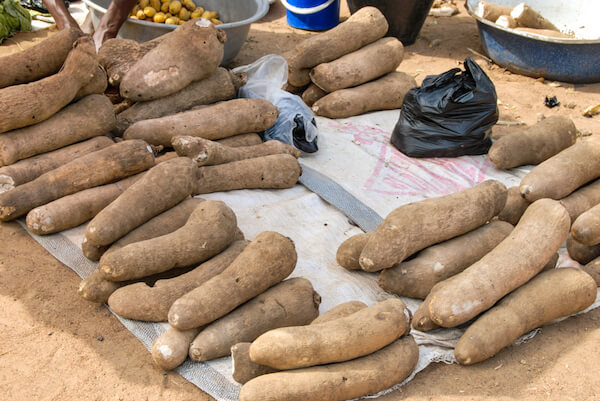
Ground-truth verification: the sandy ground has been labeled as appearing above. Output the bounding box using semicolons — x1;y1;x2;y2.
1;1;600;400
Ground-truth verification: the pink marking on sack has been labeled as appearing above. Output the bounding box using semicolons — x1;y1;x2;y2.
321;119;494;197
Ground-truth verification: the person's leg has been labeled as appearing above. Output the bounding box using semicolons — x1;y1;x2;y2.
92;0;139;48
43;0;82;31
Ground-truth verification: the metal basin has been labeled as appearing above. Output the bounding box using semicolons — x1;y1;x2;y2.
466;0;600;83
82;0;269;65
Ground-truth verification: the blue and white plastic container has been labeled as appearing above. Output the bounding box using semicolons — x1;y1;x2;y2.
281;0;340;31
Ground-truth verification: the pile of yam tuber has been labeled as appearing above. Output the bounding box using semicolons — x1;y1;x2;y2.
337;119;600;365
0;17;303;238
236;299;419;401
0;18;324;392
474;1;572;38
105;227;320;373
2;6;599;398
285;6;417;119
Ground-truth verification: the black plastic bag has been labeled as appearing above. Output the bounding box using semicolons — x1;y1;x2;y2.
391;57;498;158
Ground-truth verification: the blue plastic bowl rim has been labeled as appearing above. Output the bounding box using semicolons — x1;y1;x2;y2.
81;0;270;31
465;1;600;45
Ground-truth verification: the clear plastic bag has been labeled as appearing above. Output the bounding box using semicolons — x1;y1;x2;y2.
233;55;319;153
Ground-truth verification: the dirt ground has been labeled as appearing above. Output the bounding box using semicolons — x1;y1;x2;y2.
1;1;599;400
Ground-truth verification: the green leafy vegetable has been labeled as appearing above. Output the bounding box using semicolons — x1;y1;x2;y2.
0;0;32;44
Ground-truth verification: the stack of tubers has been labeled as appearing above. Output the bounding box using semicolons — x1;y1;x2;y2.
134;230;313;372
80;198;211;303
337;180;508;273
337;180;510;305
0;33;161;231
336;166;598;365
0;140;155;221
113;67;246;134
289;6;417;118
2;8;598;390
475;1;562;35
0;34;113;186
454;267;596;365
422;199;570;329
0;36;98;134
237;298;419;401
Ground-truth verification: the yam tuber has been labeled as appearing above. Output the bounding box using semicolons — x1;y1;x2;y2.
78;270;121;304
232;343;278;385
559;179;600;224
510;3;558;31
412;296;439;332
168;231;297;330
455;268;596;365
189;278;320;361
152;326;200;371
154;151;178;164
336;232;370;270
310;301;367;325
120;19;225;101
497;186;530;225
488;116;576;170
378;221;514;299
359;180;507;271
193;154;301;194
0;94;116;166
99;200;237;281
542;253;559;271
172;136;299;167
0;139;154;221
427;199;570;328
572;203;600;246
310;37;404;93
85;156;196;247
567;234;600;265
98;36;164;88
495;15;517;29
0;36;97;134
73;65;108;101
26;173;143;235
520;141;600;202
249;298;410;370
474;1;513;22
215;133;263;148
301;84;327;107
123;98;279;147
0;27;83;88
0;136;114;193
583;258;600;286
284;6;388;87
312;72;417;119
